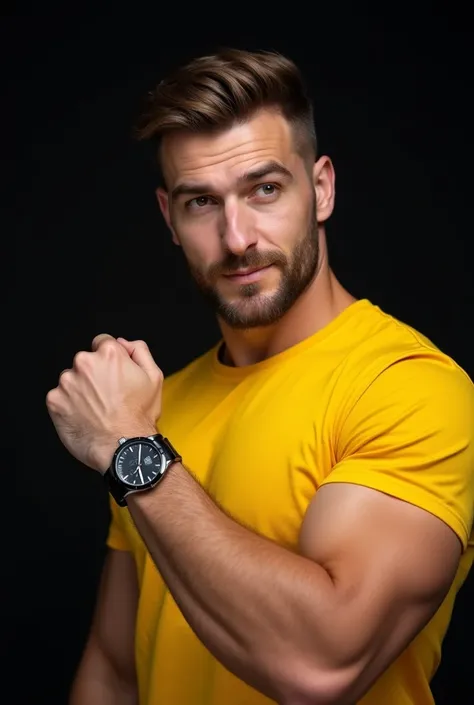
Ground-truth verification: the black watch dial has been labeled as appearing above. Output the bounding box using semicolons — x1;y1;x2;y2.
115;440;164;487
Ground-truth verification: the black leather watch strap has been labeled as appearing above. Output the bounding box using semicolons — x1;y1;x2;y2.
107;470;129;507
156;434;182;464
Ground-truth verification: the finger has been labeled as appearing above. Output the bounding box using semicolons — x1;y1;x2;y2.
58;368;73;387
116;337;134;355
46;386;62;413
117;338;161;379
91;333;117;352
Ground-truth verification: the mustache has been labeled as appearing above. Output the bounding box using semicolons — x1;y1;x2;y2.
209;250;287;278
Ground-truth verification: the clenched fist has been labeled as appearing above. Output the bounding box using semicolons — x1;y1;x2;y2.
46;334;162;473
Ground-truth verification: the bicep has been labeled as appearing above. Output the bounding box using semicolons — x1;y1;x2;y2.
88;548;139;682
299;483;462;682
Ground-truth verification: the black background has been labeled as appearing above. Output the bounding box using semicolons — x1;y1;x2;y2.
6;10;473;705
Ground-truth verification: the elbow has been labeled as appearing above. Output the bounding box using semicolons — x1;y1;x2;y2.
274;662;360;705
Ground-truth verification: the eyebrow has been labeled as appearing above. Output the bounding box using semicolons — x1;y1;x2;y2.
170;160;293;201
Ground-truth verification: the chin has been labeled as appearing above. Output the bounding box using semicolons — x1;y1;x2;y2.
217;292;286;329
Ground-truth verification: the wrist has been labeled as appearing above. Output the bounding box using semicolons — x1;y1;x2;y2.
94;424;158;475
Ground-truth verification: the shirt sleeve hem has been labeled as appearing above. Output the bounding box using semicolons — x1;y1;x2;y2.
320;469;469;550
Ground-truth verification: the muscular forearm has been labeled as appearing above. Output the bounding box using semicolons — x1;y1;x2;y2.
127;462;349;704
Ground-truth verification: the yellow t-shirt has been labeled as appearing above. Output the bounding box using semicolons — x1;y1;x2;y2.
107;299;474;705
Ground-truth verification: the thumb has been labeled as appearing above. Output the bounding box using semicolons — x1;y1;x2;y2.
117;338;160;378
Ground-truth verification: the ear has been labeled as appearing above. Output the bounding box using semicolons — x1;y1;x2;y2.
312;156;336;223
156;187;180;246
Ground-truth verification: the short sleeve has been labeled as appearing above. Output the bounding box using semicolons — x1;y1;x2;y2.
106;495;132;551
321;355;474;550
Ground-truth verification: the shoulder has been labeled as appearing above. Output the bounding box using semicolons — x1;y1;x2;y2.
335;300;472;416
338;301;474;462
323;302;474;549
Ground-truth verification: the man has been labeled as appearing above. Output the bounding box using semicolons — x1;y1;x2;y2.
46;48;474;705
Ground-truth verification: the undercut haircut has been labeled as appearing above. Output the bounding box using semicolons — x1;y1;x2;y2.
135;48;317;186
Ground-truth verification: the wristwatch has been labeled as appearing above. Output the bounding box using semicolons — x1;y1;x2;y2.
104;433;182;507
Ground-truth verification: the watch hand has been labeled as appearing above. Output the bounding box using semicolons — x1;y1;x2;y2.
138;444;142;465
138;467;144;484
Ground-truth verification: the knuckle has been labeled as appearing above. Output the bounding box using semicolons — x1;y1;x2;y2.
73;350;89;369
151;366;164;385
59;369;73;388
134;339;149;353
101;339;119;357
45;387;59;410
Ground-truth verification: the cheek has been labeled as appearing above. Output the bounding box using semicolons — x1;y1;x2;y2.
178;223;222;269
256;205;303;251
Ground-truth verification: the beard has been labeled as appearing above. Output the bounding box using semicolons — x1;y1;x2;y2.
186;206;320;330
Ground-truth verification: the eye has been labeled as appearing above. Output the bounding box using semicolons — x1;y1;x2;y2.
186;195;214;210
254;183;280;198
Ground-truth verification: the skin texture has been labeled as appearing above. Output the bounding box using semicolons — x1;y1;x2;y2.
158;114;321;331
157;108;356;365
47;109;464;704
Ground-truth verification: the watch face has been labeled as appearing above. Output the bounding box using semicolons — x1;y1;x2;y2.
115;440;165;487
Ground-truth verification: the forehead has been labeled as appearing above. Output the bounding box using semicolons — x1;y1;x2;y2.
161;109;300;190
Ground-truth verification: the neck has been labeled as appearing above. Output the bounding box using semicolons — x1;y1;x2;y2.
218;236;357;368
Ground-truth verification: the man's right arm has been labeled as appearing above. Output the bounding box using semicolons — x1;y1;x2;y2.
69;548;139;705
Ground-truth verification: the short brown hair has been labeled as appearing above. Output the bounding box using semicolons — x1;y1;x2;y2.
135;48;317;184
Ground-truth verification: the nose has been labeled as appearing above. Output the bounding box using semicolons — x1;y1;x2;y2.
220;199;258;255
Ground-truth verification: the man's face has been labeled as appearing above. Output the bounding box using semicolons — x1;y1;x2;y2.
158;109;329;329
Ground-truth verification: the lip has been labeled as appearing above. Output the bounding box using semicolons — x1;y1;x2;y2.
224;265;272;284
